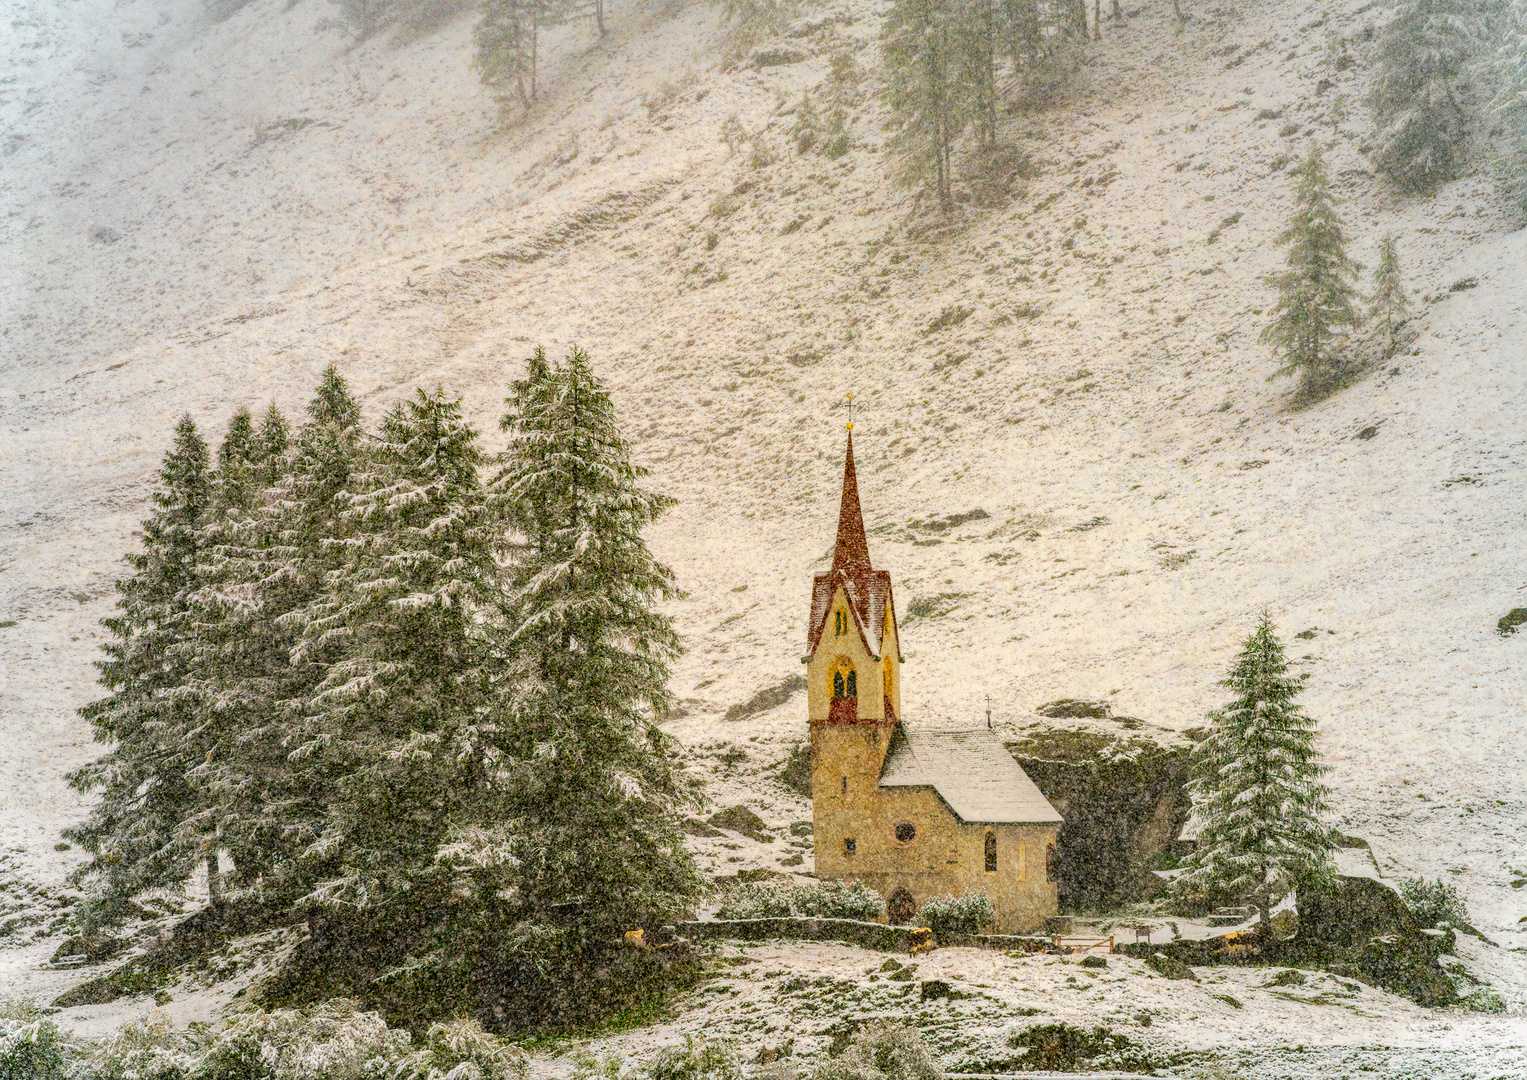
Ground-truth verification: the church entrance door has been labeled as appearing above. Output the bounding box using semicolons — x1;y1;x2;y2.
887;888;917;925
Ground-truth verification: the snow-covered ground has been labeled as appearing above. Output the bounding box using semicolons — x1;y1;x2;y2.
3;0;1526;1070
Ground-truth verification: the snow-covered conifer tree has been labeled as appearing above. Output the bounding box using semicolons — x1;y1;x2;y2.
466;345;704;952
1370;234;1411;361
285;386;496;919
67;416;213;925
883;0;964;210
1173;613;1336;945
1369;0;1477;193
1260;148;1361;397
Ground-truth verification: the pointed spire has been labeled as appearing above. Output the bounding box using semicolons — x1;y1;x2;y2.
832;431;872;576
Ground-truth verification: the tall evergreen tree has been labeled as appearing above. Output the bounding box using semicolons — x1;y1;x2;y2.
883;0;964;210
1174;613;1336;945
67;417;213;926
1492;0;1527;209
955;0;1001;152
475;0;573;108
472;345;703;942
1369;0;1477;193
1369;234;1412;361
1259;148;1361;397
284;386;496;920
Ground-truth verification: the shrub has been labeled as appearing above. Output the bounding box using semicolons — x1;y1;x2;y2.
816;1021;942;1080
715;881;883;922
791;880;882;922
83;1015;196;1080
642;1037;742;1080
715;884;794;920
916;892;994;937
193;1000;411;1080
0;1001;73;1080
1399;877;1469;930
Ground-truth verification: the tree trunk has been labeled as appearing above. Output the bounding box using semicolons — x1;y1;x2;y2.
596;0;606;36
206;851;222;906
1174;0;1186;22
1112;0;1123;21
1094;0;1101;39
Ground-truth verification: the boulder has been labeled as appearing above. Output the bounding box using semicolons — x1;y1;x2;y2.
1146;952;1197;980
708;805;774;843
1009;728;1192;909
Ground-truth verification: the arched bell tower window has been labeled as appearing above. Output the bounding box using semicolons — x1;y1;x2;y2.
832;659;857;699
834;610;848;636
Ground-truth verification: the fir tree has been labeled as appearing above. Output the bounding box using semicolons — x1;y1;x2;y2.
1174;612;1336;945
475;0;569;108
1491;0;1527;209
67;416;213;926
257;402;292;487
1370;234;1412;360
470;345;704;944
187;374;367;910
883;0;964;210
955;0;1001;152
1369;0;1477;194
1259;148;1361;397
285;386;496;919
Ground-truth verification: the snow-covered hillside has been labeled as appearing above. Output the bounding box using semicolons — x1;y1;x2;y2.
2;0;1525;1063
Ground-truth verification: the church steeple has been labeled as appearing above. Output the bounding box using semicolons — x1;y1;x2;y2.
832;432;873;577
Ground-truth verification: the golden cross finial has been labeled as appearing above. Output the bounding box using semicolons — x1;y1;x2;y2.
845;392;855;431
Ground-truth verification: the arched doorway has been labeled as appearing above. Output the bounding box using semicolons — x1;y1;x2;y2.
887;888;917;925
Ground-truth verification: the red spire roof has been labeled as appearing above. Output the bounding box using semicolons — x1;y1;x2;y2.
832;432;873;576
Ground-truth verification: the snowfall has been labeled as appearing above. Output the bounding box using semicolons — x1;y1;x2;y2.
1;0;1525;1075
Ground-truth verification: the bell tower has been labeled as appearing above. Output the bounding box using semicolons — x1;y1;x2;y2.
807;423;903;880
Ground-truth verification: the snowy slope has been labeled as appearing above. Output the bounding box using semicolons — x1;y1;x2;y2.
2;0;1525;1058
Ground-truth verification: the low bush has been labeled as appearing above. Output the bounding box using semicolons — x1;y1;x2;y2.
715;881;882;922
915;892;994;937
0;1001;72;1080
816;1021;941;1080
1399;878;1469;930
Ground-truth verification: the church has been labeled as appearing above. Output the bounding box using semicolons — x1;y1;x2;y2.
806;426;1062;935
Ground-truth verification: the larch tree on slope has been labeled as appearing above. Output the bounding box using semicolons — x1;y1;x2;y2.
883;0;964;210
1259;147;1361;398
67;417;212;927
1173;612;1336;946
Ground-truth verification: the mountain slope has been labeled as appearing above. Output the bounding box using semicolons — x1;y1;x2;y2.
2;0;1524;1024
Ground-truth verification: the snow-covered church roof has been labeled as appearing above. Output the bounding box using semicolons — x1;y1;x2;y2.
879;725;1062;825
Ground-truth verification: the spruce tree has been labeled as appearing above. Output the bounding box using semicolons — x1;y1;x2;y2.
67;417;213;926
955;0;1001;152
1259;147;1361;397
285;386;496;920
475;0;569;108
1492;0;1527;209
1174;613;1336;946
883;0;963;210
189;374;367;910
1370;234;1412;361
1369;0;1477;194
473;345;704;947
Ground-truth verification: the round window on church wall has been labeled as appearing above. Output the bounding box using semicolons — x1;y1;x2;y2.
893;822;917;844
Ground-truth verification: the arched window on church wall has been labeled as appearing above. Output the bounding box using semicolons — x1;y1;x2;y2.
984;830;997;873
